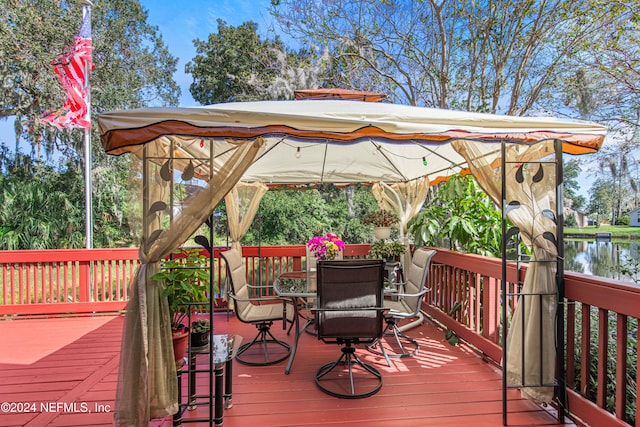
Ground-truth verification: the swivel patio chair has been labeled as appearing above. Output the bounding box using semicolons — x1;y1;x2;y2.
368;248;436;363
221;248;294;366
313;259;387;399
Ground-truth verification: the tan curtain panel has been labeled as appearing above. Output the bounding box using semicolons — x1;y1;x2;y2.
225;182;269;252
452;138;557;404
371;177;430;266
114;137;263;426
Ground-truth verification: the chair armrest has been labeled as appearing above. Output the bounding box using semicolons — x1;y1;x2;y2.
311;307;389;314
228;294;288;304
384;287;430;299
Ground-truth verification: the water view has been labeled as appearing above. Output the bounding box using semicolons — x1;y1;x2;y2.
565;239;640;284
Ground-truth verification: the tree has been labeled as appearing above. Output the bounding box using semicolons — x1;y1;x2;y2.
562;1;640;133
186;19;329;103
594;140;638;224
244;185;377;246
0;148;85;249
270;0;618;116
0;0;181;248
564;158;586;211
587;178;615;225
1;0;180;154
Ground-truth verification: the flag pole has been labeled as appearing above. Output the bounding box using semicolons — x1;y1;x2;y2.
80;0;93;249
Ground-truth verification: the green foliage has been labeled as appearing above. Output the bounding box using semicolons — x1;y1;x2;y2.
0;0;180;249
270;0;638;121
0;0;76;125
1;0;180;152
572;304;637;424
617;254;640;284
0;150;85;249
617;215;630;226
592;141;638;225
563;158;586;211
186;18;330;103
445;302;463;346
187;20;267;103
245;185;377;246
587;178;615;224
368;239;405;260
409;175;502;256
564;213;578;227
0;144;135;249
190;319;211;333
152;248;214;331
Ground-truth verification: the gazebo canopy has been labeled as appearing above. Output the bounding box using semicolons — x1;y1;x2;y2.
98;99;606;187
97;96;608;426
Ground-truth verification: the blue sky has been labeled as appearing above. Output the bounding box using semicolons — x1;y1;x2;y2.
138;0;279;105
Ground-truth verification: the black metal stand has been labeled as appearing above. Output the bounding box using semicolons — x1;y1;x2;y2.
174;333;241;426
500;139;565;425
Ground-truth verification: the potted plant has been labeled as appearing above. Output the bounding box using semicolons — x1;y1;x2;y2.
307;233;346;261
190;318;211;349
363;209;400;239
368;239;406;262
152;248;215;362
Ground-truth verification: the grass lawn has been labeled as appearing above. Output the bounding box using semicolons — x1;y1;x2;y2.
564;225;640;239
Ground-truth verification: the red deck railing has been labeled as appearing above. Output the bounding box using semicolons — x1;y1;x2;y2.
425;248;639;427
0;245;638;426
0;248;139;315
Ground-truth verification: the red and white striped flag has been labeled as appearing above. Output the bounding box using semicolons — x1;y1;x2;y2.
39;9;93;129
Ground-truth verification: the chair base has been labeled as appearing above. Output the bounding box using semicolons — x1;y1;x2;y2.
367;320;419;362
236;322;291;366
315;345;382;399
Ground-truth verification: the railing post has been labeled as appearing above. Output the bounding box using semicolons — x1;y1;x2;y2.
483;276;499;343
79;259;90;303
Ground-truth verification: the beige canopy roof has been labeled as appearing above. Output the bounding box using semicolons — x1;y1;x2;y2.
98;99;606;187
99;97;608;424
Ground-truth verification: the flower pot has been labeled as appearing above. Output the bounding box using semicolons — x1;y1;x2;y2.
374;227;391;240
172;330;189;364
190;330;209;349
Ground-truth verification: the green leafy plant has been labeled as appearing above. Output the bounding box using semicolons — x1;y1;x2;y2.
363;209;399;227
409;175;503;256
368;239;406;260
190;318;211;333
616;254;640;284
152;248;215;332
445;301;463;346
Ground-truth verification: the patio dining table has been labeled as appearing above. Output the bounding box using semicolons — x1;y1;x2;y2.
273;263;402;374
273;270;317;374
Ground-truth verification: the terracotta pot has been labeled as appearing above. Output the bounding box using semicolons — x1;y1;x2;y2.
172;330;189;363
374;227;391;240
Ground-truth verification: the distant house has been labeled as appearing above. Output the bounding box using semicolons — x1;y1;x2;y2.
630;207;640;227
566;208;592;228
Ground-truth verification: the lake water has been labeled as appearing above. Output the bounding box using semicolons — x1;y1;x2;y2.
565;239;639;284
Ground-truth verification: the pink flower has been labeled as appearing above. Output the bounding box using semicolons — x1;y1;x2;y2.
307;233;345;260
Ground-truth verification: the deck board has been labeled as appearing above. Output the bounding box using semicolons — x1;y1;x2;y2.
0;313;572;426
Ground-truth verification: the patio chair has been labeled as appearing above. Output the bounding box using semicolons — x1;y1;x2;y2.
368;248;436;363
221;248;294;366
313;259;387;399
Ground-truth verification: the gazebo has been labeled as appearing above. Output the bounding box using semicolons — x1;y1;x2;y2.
98;91;607;426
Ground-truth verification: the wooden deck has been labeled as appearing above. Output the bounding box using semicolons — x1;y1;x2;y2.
0;313;574;427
